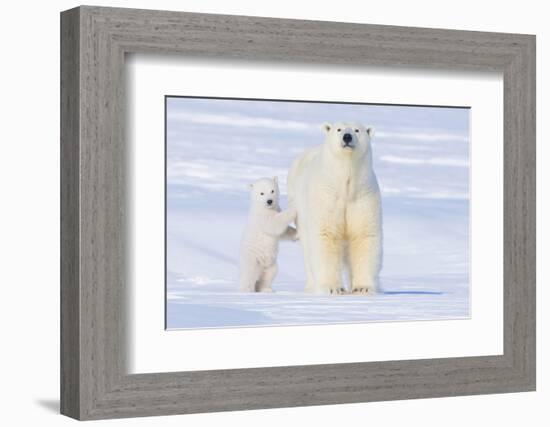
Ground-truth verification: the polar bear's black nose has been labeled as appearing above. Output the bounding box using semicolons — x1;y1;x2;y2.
343;133;353;144
267;199;273;205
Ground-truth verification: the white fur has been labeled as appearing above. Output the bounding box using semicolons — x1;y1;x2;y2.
288;121;382;295
239;177;297;292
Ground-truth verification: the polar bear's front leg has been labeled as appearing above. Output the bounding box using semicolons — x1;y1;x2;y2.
310;233;345;294
280;226;298;241
348;233;382;294
257;264;277;293
300;231;316;293
264;208;297;236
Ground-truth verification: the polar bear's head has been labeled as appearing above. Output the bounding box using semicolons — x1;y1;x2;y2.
249;177;280;210
322;121;375;158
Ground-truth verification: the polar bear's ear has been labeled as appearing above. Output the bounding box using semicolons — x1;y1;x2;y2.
366;126;375;138
322;123;332;133
272;176;278;185
248;183;254;191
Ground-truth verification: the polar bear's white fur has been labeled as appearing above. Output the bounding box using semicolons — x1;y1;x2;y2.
239;177;297;292
288;122;382;295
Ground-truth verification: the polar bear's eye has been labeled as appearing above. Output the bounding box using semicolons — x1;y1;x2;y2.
355;129;359;133
271;190;274;193
337;128;342;132
260;192;264;195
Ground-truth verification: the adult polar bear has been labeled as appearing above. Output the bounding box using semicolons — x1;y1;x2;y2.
288;121;382;295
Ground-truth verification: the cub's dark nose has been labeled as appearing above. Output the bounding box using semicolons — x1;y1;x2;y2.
267;199;273;205
343;133;353;144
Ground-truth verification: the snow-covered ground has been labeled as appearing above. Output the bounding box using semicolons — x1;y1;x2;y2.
166;97;470;329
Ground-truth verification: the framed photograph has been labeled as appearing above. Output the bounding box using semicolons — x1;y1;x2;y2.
61;5;536;420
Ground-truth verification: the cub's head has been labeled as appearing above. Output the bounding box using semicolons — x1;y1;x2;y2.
249;177;280;209
322;121;375;158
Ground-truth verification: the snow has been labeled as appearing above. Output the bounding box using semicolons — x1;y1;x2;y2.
165;97;470;329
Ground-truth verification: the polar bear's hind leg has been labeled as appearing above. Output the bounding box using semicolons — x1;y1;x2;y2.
239;259;262;292
257;264;277;293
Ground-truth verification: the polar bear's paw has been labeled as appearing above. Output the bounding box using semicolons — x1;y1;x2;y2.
351;285;376;295
328;286;347;295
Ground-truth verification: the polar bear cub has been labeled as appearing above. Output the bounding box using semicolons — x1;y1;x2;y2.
287;121;382;295
239;177;297;293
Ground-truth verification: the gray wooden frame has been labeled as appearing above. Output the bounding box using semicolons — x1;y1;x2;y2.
60;5;536;421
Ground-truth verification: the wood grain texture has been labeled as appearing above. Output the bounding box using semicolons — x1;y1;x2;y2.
60;7;80;419
60;5;536;420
